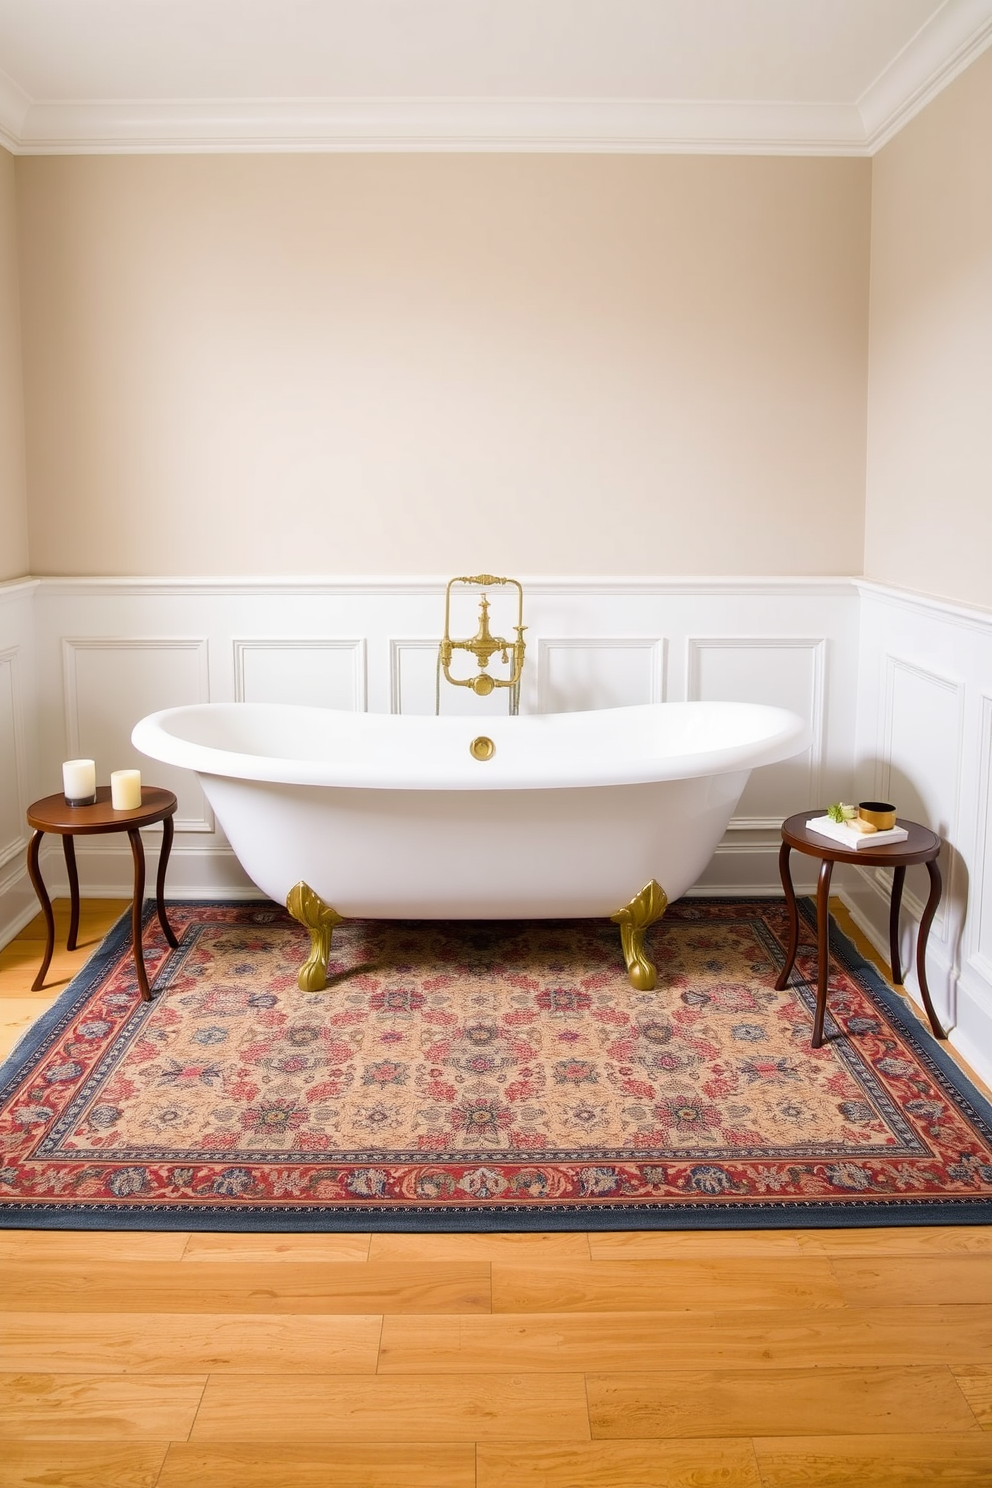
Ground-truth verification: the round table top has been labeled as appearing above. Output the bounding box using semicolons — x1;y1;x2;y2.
781;809;940;866
27;786;178;836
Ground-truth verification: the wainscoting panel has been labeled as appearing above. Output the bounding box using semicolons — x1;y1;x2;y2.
876;654;964;942
0;648;26;873
686;637;824;826
848;584;992;1085
970;694;992;988
879;655;963;844
234;638;367;710
390;638;514;716
536;638;666;713
0;581;39;944
62;637;212;833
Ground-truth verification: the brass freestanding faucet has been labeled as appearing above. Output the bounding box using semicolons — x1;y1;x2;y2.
438;574;527;714
284;573;670;995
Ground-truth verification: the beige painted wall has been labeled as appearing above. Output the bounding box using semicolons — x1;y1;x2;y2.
0;148;28;581
16;153;870;577
865;47;992;611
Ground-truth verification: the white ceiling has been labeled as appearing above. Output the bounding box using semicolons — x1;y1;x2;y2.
1;0;990;155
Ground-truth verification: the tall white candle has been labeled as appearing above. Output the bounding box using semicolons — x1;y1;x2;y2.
111;769;142;811
62;759;96;805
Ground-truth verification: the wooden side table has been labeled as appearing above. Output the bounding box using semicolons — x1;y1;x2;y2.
26;786;179;1001
776;809;945;1048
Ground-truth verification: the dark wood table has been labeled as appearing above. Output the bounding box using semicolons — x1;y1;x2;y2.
776;809;945;1048
26;786;179;1001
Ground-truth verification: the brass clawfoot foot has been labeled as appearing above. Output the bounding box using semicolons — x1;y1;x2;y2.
286;881;344;991
611;880;669;990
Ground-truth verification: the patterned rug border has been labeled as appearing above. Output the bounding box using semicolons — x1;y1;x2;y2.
2;898;991;1233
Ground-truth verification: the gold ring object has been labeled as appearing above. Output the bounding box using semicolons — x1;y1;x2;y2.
859;801;897;830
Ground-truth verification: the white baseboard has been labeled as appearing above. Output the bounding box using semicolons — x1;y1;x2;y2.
37;840;264;902
31;837;802;905
0;876;44;948
948;988;992;1097
696;839;819;898
685;882;786;897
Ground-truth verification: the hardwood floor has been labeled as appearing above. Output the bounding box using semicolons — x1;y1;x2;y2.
1;900;990;1488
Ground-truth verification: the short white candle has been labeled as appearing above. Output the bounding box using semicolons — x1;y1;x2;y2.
111;769;142;811
62;759;96;804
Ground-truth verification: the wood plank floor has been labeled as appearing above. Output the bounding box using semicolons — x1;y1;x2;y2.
1;899;991;1488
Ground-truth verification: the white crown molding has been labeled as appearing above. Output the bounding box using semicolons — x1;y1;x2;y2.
7;95;871;157
858;0;992;151
0;67;30;153
3;1;991;157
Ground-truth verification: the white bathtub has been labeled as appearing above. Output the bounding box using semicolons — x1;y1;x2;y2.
133;700;807;925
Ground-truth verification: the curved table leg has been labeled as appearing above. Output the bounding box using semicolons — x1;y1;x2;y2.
774;840;798;991
62;835;81;952
812;857;835;1048
916;857;946;1040
27;830;55;992
889;865;906;985
128;827;152;1002
155;815;179;949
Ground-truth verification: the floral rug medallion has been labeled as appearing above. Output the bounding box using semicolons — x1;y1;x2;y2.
2;899;990;1229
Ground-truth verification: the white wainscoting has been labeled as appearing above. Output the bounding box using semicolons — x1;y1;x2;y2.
234;637;367;711
62;636;213;833
845;582;992;1086
686;636;825;828
390;638;515;717
974;694;992;990
0;580;39;945
537;637;666;713
0;649;26;872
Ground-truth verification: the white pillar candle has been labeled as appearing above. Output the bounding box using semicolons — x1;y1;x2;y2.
62;758;96;805
111;769;142;811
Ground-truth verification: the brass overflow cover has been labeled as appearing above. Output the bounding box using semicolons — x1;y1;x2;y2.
470;735;495;761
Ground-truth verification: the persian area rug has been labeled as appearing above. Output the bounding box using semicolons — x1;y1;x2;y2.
2;899;991;1231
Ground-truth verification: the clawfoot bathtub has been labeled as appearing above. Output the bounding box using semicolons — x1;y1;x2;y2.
132;701;809;991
